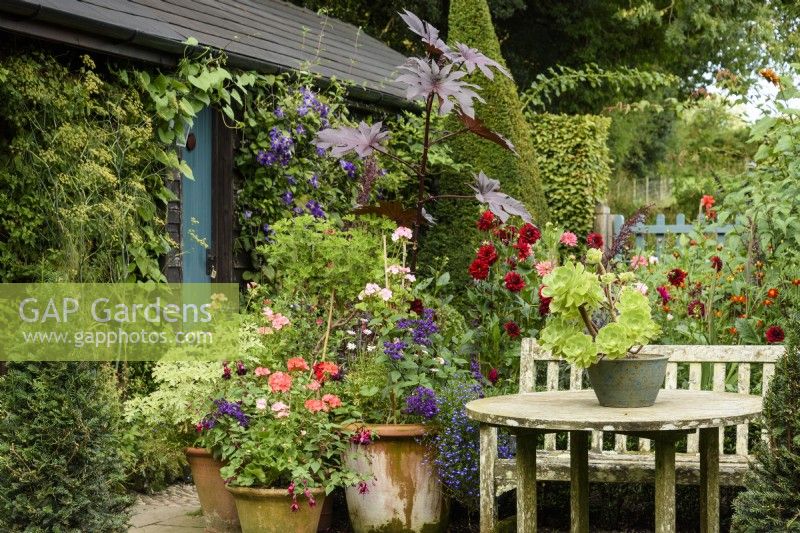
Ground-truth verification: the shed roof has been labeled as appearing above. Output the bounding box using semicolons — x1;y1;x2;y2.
0;0;409;107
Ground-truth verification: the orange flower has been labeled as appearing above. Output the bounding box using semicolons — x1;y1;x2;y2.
763;299;773;306
728;327;738;335
767;288;779;299
759;68;781;86
700;195;715;209
662;305;671;312
304;399;328;413
739;314;748;319
757;320;764;328
793;279;800;286
287;357;309;372
715;310;723;318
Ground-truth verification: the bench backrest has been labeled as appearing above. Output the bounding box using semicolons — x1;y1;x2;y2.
520;339;784;456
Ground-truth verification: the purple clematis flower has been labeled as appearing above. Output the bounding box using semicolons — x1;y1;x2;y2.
280;190;293;205
308;174;319;189
315;122;389;158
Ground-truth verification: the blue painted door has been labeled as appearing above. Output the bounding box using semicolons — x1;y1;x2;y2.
181;107;213;282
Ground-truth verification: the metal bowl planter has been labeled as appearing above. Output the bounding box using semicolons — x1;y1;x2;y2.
586;354;669;407
344;424;449;533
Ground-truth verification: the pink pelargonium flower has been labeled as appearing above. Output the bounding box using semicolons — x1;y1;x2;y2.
396;58;484;118
535;260;554;277
270;313;290;330
271;401;290;418
560;231;578;247
255;398;268;410
254;366;271;377
387;264;411;275
378;288;393;301
322;394;342;409
446;43;511;80
314;122;388;158
304;399;328;413
391;226;413;242
630;255;649;269
358;282;382;301
287;357;309;372
268;372;292;393
306;380;321;391
634;282;649;295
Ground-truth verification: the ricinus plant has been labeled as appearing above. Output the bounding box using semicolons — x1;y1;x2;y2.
314;10;532;267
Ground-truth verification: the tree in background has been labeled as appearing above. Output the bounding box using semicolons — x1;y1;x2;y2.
731;314;800;531
419;0;547;289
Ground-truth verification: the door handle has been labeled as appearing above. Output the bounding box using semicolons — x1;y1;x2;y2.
206;249;217;279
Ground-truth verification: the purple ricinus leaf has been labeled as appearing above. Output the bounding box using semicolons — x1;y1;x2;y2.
446;43;512;80
315;122;389;158
396;58;484;118
469;171;532;223
456;112;517;154
398;10;449;56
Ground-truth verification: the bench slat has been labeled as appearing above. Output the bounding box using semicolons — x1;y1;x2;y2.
570;366;582;390
687;363;702;453
527;345;783;363
665;362;678;389
544;362;559;450
713;363;726;453
737;363;751;455
519;338;536;393
762;363;775;443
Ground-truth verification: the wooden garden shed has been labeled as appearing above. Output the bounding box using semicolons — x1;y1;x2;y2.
0;0;408;282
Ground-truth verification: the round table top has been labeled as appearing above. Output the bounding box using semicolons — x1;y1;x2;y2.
466;390;762;432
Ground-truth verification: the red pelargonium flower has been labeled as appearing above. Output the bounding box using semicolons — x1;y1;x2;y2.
586;232;604;249
710;256;723;272
322;394;342;409
514;239;531;260
487;368;499;385
765;325;785;344
286;357;309;372
468;259;490;280
476;243;499;265
667;268;688;287
503;321;521;339
518;223;541;245
313;361;339;382
268;372;292;392
476;210;496;231
504;271;525;292
304;399;328;413
700;195;715;209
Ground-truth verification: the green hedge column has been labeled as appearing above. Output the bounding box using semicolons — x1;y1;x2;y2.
529;114;612;236
419;0;547;290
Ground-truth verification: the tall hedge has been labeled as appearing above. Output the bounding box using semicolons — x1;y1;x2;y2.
529;113;612;235
419;0;547;289
0;363;132;530
732;316;800;531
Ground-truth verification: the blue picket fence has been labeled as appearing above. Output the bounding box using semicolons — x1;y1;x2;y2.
610;212;735;255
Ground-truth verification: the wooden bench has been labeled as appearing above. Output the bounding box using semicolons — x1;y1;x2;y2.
480;340;784;523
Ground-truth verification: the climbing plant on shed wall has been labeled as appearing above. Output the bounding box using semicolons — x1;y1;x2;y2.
529;113;612;236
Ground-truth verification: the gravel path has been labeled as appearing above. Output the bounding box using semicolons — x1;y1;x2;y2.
129;484;204;532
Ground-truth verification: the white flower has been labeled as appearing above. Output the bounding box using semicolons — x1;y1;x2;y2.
634;282;648;295
358;282;382;300
363;329;373;335
649;256;659;265
387;264;411;275
391;226;413;242
367;345;376;352
429;367;440;373
666;314;674;321
346;342;357;350
256;398;267;410
379;288;393;301
436;357;445;365
405;274;416;283
347;330;356;335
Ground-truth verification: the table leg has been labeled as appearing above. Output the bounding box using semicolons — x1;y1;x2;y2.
516;430;538;533
479;424;498;533
654;437;676;533
699;427;720;533
570;431;590;533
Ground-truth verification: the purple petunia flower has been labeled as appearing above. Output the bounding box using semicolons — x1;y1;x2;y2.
286;175;297;185
295;124;306;135
291;206;304;216
339;159;357;179
403;386;439;419
308;174;319;189
305;200;326;219
281;190;294;205
274;107;284;118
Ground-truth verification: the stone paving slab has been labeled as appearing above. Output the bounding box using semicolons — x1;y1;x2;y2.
129;483;204;532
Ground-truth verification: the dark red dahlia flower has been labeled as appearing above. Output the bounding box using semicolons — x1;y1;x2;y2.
487;368;499;385
476;243;499;265
514;238;531;260
586;232;604;249
468;259;490;280
710;256;723;272
765;325;785;344
504;271;526;292
538;285;552;317
503;321;521;339
477;210;496;231
687;299;706;318
409;298;424;315
493;225;516;245
667;268;688;287
518;223;542;245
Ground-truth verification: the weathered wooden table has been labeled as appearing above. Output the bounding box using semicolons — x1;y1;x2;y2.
466;389;762;533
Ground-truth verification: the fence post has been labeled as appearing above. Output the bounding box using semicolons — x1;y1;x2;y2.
595;202;612;253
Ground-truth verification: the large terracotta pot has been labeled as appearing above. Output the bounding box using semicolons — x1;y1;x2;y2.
227;486;325;533
185;447;241;532
345;424;448;533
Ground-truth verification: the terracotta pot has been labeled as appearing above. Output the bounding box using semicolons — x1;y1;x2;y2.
587;354;669;407
227;486;325;533
185;447;241;532
345;424;449;533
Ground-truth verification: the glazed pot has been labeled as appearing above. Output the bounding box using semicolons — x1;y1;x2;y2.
185;447;240;532
345;424;448;533
587;354;669;407
227;486;325;533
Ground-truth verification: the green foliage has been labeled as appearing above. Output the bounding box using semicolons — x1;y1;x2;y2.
0;363;132;531
732;314;800;531
529;113;612;235
0;51;172;282
121;422;187;494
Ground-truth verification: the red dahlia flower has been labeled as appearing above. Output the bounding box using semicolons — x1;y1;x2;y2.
687;299;706;318
468;258;490;280
493;226;516;245
476;243;499;265
410;298;424;315
667;268;688;287
487;368;499;385
514;238;531;260
765;325;785;344
710;256;723;272
476;210;495;231
518;223;541;245
538;285;552;317
586;232;604;249
504;271;525;292
503;321;521;339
